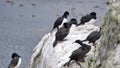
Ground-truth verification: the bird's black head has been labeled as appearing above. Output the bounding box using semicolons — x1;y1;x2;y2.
90;12;97;19
63;23;69;28
70;18;78;26
11;53;20;58
74;40;87;47
70;18;76;21
74;40;83;44
63;11;69;18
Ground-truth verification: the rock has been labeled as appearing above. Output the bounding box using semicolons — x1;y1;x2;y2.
29;23;100;68
89;0;120;68
29;0;120;68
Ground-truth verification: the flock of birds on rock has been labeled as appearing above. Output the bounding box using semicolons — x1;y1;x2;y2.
8;11;101;68
52;11;101;68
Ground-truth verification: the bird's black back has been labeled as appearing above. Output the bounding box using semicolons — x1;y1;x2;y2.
53;23;70;47
70;47;86;60
79;14;92;25
53;17;64;30
55;26;69;41
86;31;100;43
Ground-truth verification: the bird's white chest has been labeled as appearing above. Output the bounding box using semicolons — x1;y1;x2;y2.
62;18;67;23
15;58;21;68
59;18;67;28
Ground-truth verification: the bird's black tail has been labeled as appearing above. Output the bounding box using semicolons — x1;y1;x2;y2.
53;40;57;47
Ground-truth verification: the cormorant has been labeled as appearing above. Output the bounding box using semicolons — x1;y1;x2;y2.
53;23;70;47
8;53;21;68
82;31;101;46
78;12;97;25
52;11;69;31
64;40;91;68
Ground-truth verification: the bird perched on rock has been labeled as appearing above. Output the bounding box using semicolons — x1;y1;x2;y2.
64;40;91;68
8;53;21;68
52;11;69;31
68;18;78;27
53;23;70;47
78;12;97;25
82;31;101;46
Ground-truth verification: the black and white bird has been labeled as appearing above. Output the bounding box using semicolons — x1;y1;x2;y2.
78;12;97;25
8;53;21;68
52;11;69;31
64;40;91;68
82;31;101;46
68;18;78;27
53;23;70;47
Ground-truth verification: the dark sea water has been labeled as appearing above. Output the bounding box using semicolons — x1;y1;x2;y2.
0;0;107;68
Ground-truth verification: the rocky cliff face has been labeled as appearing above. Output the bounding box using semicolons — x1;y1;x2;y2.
29;0;120;68
89;0;120;68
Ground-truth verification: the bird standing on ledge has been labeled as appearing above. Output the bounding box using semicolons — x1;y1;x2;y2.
78;12;97;25
82;31;101;47
52;11;69;31
53;23;70;47
64;40;91;68
8;53;21;68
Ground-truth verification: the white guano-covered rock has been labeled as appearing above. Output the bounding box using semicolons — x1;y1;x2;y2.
29;22;100;68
